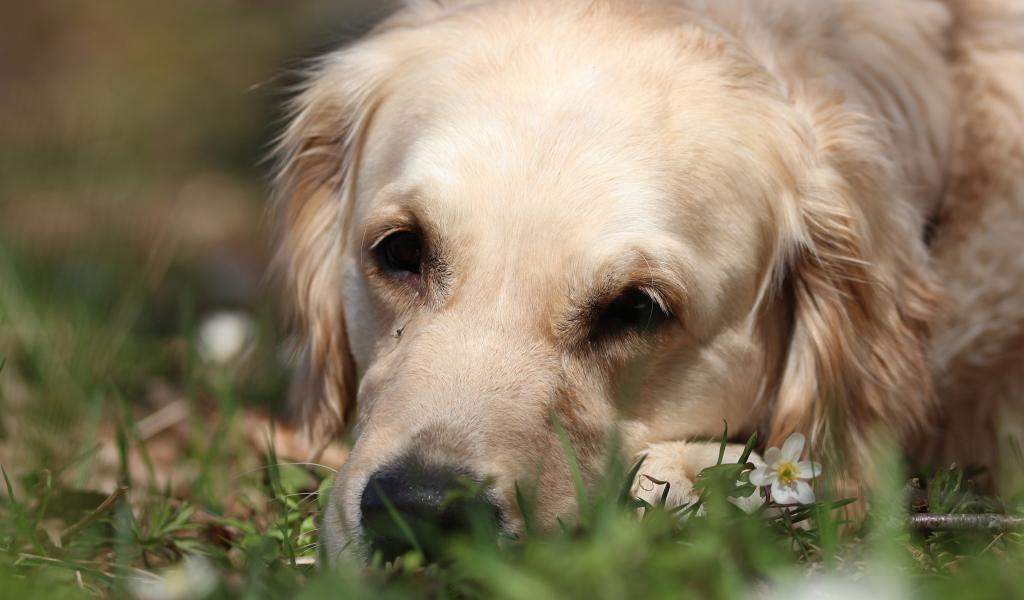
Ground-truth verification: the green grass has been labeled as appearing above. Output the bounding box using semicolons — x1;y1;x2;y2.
1;245;1023;599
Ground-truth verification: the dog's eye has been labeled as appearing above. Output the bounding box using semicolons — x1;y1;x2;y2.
600;289;666;334
380;231;422;274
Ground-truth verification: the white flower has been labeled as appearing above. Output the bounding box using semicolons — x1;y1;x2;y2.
131;557;217;600
748;433;822;505
756;572;910;600
197;311;256;364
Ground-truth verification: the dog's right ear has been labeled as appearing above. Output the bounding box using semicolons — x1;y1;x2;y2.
272;35;406;442
273;2;479;443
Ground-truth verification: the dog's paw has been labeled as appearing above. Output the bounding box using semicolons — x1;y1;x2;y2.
631;441;765;514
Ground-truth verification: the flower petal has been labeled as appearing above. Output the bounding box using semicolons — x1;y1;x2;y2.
748;466;777;487
781;433;805;463
764;447;783;468
792;479;816;504
796;461;822;479
729;492;766;515
771;481;794;504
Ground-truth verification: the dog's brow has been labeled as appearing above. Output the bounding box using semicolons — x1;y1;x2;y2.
360;206;390;267
558;259;683;344
361;206;422;252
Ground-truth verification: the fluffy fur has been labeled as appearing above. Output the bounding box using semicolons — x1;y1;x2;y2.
271;0;1024;564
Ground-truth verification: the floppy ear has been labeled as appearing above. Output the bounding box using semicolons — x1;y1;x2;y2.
272;1;478;444
768;90;944;498
272;38;403;442
273;82;358;442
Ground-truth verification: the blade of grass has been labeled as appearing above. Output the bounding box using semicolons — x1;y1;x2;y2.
2;466;47;555
550;411;589;527
370;478;423;559
266;425;287;513
31;469;52;530
618;456;646;509
626;499;654;512
515;482;536;538
115;386;157;492
717;420;728;466
17;554;115;586
739;432;757;464
278;521;297;568
115;420;131;489
675;487;711;521
781;508;812;562
73;396;105;490
195;414;228;510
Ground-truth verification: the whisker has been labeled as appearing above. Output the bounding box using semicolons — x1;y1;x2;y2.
293;542;319;553
292;529;320;544
247;491;328;511
283;493;322;519
231;462;338;482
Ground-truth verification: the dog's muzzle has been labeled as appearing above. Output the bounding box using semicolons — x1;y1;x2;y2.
359;460;501;563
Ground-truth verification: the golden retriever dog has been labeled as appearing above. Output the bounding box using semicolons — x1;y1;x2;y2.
271;0;1024;565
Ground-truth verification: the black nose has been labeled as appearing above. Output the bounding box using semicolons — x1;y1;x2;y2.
360;463;500;563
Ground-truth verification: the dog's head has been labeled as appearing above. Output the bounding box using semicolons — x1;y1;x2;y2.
273;0;941;564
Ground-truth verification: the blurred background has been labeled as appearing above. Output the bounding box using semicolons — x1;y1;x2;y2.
0;0;393;510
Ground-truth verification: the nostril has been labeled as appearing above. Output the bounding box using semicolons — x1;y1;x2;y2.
359;464;500;563
360;470;448;524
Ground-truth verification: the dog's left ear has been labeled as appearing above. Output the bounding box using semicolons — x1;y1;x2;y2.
769;90;945;496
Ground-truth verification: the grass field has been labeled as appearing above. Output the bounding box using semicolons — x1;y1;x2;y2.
2;280;1023;600
2;1;1024;598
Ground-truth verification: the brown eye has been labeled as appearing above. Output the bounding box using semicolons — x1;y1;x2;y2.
597;289;666;336
380;231;422;274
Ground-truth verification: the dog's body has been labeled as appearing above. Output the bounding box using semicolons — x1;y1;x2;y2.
272;0;1024;564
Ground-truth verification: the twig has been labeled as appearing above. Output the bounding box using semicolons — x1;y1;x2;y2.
907;513;1024;533
72;559;164;581
981;532;1005;555
782;508;812;562
59;486;129;547
865;479;1024;536
861;479;920;546
135;398;190;441
886;479;921;530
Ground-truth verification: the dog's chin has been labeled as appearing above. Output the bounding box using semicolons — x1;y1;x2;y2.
319;511;508;567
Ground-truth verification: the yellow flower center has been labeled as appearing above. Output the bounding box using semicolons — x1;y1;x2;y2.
776;462;801;485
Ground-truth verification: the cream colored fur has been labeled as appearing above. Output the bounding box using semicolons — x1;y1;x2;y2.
271;0;1024;564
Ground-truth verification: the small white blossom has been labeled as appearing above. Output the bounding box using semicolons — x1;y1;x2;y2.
748;433;822;505
131;557;217;600
197;311;256;364
756;572;910;600
729;490;767;514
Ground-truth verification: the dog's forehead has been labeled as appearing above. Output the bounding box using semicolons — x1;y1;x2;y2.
347;3;808;301
359;103;785;297
375;77;771;218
